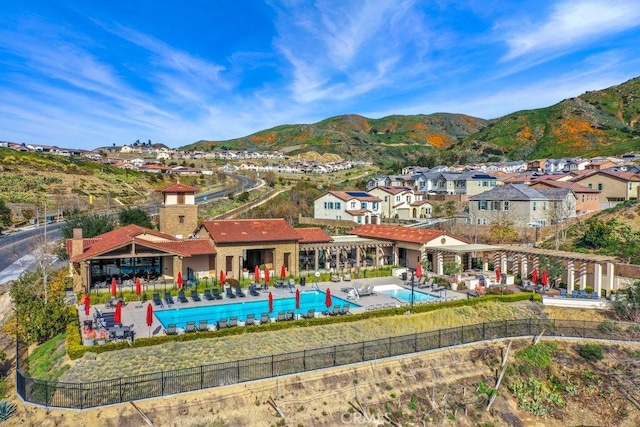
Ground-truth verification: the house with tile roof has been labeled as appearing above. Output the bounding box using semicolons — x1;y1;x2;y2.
368;186;432;219
570;170;640;208
313;191;382;225
531;180;600;215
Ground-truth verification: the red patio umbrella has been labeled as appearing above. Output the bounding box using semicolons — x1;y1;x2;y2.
264;268;270;284
219;270;226;285
541;269;549;286
295;288;300;309
84;294;90;316
325;288;332;309
280;264;287;280
531;268;539;284
177;271;184;290
146;303;153;337
495;267;501;284
114;300;122;325
135;277;142;298
416;263;422;279
111;277;117;297
254;265;260;283
268;291;273;313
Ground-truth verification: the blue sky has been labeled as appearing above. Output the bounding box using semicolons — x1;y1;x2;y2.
1;1;639;150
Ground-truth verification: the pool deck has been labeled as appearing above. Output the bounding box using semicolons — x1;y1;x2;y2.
78;276;466;342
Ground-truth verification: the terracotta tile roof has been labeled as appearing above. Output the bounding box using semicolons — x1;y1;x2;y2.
345;209;370;215
328;190;381;202
201;218;300;243
533;180;600;193
294;227;333;243
152;239;215;255
410;200;432;206
160;183;199;193
371;186;412;195
350;224;460;245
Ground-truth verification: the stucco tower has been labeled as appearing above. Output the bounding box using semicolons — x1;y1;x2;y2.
158;183;199;238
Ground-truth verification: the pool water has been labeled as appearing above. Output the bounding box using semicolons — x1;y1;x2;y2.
154;291;358;328
374;284;438;303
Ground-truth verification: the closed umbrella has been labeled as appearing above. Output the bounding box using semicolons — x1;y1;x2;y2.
495;267;501;284
295;288;300;309
531;268;539;284
114;300;122;325
111;277;117;297
416;263;422;279
219;270;226;286
268;291;273;313
254;265;260;283
146;303;153;337
84;294;90;316
135;277;142;299
325;288;332;309
264;268;270;284
280;264;287;280
542;269;549;287
177;271;184;290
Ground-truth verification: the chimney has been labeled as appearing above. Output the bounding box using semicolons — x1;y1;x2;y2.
70;228;84;258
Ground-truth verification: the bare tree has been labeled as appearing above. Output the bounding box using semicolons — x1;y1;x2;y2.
546;198;575;250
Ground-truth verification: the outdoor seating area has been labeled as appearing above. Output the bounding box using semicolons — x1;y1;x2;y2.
559;289;600;299
323;304;351;316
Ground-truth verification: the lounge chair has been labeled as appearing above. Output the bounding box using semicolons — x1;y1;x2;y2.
191;290;202;302
235;286;246;298
571;290;579;298
358;285;374;296
559;289;567;298
177;290;188;303
225;287;236;298
153;293;163;307
579;290;587;298
185;321;197;333
249;284;260;297
212;289;223;300
229;316;238;327
197;320;208;331
245;314;255;325
592;291;600;299
325;305;341;316
418;279;434;289
203;289;215;301
301;309;315;319
367;305;375;311
340;304;350;315
286;310;295;320
276;311;286;321
115;329;125;341
260;313;270;324
164;292;175;305
165;324;177;335
216;319;228;329
374;304;383;310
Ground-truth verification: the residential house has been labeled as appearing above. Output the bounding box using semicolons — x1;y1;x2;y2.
527;159;547;172
570;170;640;207
531;180;600;215
433;170;500;196
314;191;381;224
369;186;432;219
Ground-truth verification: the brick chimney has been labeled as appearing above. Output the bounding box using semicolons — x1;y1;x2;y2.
70;228;84;258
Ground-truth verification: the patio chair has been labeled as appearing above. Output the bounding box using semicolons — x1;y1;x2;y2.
197;320;208;331
260;313;270;324
286;310;295;321
185;321;197;333
235;286;246;298
301;308;315;319
249;284;260;297
229;316;238;327
571;290;579;298
164;292;175;305
225;287;237;298
115;329;125;341
190;290;202;302
325;305;341;316
367;305;374;311
212;289;223;300
216;319;228;329
579;289;587;298
203;289;215;301
165;324;177;335
559;289;567;298
153;293;163;307
592;291;600;299
374;304;383;310
418;279;434;289
245;314;256;325
276;311;286;322
177;290;188;303
339;304;350;315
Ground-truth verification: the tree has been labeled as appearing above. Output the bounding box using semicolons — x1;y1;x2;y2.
263;171;277;187
611;280;640;322
546;198;574;250
538;255;564;287
0;199;11;234
489;217;518;244
60;214;117;240
578;219;617;249
118;208;154;229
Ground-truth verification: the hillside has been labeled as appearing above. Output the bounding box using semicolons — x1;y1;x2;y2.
186;77;640;164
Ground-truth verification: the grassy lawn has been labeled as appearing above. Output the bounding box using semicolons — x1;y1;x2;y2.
26;333;69;381
58;300;555;383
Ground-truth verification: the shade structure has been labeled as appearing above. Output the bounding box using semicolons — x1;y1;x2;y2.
416;263;422;279
254;265;260;283
280;264;286;280
541;269;549;286
325;288;332;308
531;268;539;284
264;268;270;283
84;294;90;316
295;288;300;309
111;278;117;297
114;300;122;325
268;292;273;313
135;277;142;297
177;272;184;289
146;303;153;327
495;267;501;284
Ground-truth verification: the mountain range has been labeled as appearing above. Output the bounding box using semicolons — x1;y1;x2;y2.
186;76;640;164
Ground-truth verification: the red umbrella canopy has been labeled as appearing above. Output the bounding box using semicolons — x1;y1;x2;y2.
416;264;422;279
268;292;273;313
111;278;117;297
280;264;287;280
295;288;300;309
177;271;184;289
264;268;270;283
84;294;90;316
114;300;122;325
219;270;226;285
542;269;549;286
325;288;332;308
135;277;142;296
254;265;260;283
531;268;539;284
146;303;153;327
495;267;501;283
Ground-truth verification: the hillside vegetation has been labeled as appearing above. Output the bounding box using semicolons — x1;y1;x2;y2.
185;77;640;164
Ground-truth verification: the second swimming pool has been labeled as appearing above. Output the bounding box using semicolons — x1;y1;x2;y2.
154;291;359;329
373;284;439;303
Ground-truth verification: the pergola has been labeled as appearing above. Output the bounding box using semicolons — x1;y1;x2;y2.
299;236;393;272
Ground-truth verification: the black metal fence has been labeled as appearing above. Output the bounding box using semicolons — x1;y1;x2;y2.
16;318;640;409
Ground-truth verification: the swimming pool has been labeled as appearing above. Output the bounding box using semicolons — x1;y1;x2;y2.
373;284;438;303
154;291;359;329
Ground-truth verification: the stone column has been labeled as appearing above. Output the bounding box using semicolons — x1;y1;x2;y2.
521;257;528;280
314;249;319;271
501;253;507;273
579;262;587;290
436;252;444;275
593;263;602;297
606;262;615;294
566;261;574;293
482;257;489;272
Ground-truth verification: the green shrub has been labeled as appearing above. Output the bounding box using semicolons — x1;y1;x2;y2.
0;400;16;421
578;343;604;362
597;320;619;334
515;342;557;368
